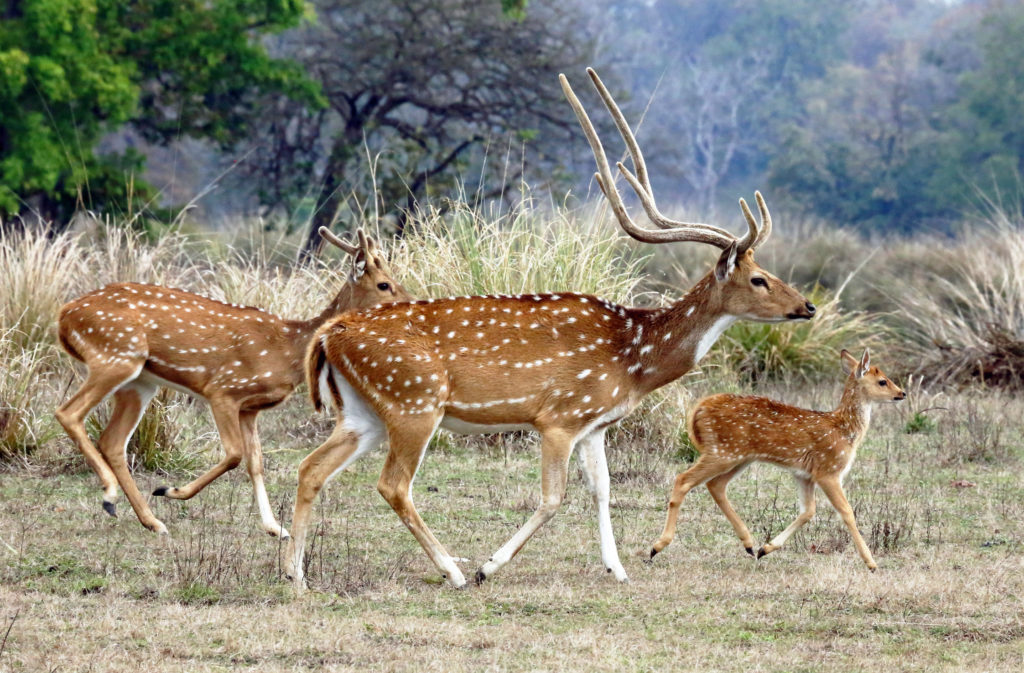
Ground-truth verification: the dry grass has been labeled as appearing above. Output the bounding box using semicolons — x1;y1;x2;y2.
881;217;1024;388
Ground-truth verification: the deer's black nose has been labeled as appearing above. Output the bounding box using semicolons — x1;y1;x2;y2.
805;302;816;315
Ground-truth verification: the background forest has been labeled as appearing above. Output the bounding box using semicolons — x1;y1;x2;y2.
3;0;1023;242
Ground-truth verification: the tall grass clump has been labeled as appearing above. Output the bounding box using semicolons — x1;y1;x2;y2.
888;212;1024;389
0;228;87;351
0;328;61;459
392;199;649;302
74;218;205;291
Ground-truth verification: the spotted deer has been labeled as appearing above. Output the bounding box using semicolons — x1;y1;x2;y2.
649;349;905;570
55;228;411;538
283;68;816;590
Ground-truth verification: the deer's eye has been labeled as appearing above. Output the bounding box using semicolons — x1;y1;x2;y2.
377;282;390;292
878;379;888;387
751;277;768;288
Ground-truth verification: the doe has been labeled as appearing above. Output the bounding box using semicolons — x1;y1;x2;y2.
649;349;905;570
56;228;411;538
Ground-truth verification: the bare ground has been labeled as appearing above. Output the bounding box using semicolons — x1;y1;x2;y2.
1;389;1023;672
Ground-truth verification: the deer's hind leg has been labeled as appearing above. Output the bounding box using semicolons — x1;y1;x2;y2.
287;368;386;591
377;415;466;587
705;462;755;556
95;380;164;533
56;359;168;533
650;457;739;559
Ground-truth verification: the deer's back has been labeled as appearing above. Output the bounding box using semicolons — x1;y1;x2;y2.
689;393;835;457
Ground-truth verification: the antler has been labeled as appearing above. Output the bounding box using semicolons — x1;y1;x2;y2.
561;68;771;252
318;226;360;256
738;191;772;252
319;226;392;273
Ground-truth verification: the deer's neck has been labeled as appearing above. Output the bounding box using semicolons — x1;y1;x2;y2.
624;275;736;394
279;284;356;384
285;284;355;342
832;382;872;447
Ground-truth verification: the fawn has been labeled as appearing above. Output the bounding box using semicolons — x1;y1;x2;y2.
649;349;905;570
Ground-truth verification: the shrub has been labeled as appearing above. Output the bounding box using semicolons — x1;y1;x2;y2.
888;212;1024;389
706;285;891;385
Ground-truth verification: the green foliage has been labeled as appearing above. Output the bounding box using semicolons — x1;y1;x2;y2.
904;412;936;435
0;0;319;222
500;0;528;20
942;6;1024;208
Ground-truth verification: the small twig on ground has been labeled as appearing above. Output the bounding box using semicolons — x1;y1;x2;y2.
0;609;19;660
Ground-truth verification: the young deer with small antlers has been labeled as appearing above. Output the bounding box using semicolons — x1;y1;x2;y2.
56;229;411;538
284;68;815;590
649;349;905;570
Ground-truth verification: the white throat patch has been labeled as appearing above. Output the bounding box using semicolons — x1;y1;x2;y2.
694;316;737;362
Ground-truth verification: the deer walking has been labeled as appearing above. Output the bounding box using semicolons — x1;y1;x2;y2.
649;349;905;570
55;229;411;538
283;68;816;590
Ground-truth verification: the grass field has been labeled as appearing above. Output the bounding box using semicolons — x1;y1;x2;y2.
1;383;1022;672
1;207;1023;671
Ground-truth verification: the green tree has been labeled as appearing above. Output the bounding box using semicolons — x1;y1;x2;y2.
0;0;318;226
767;0;1024;231
939;3;1024;209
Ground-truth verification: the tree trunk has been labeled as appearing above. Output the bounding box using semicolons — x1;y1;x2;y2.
297;143;353;266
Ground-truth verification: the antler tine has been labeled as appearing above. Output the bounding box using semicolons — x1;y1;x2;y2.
584;68;653;204
752;191;773;249
737;191;774;252
560;73;641;239
561;70;735;249
586;68;738;246
737;198;759;253
615;165;739;246
318;226;360;256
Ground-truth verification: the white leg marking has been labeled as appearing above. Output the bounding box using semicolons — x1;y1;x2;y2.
577;429;628;582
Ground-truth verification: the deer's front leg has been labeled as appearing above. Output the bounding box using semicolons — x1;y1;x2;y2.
476;428;575;584
818;476;877;571
758;475;816;559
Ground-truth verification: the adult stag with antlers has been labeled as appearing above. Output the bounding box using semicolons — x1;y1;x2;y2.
56;229;411;538
285;69;815;590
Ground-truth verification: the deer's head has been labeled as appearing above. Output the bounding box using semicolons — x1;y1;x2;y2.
841;349;906;403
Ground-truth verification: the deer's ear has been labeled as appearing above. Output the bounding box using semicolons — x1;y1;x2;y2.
840;349;858;374
857;349;871;378
715;241;739;282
